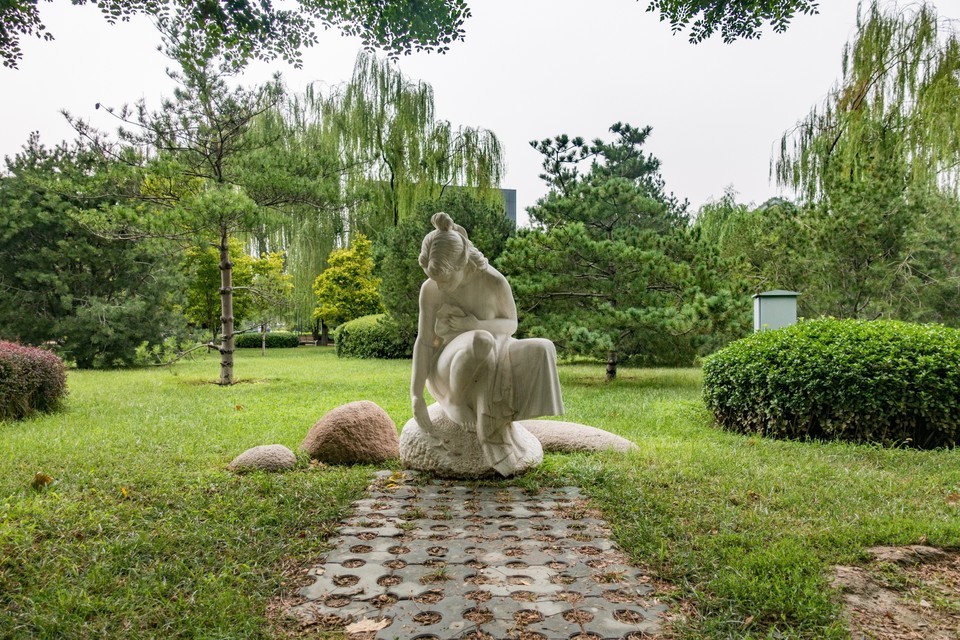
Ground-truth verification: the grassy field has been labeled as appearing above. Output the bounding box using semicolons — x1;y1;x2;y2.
1;348;958;639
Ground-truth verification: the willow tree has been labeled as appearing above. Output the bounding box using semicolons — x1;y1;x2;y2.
773;1;960;321
775;1;960;199
322;51;505;231
275;52;505;336
240;87;353;341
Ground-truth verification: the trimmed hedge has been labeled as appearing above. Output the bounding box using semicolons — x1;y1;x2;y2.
0;341;68;421
234;331;300;349
703;319;960;448
334;314;412;359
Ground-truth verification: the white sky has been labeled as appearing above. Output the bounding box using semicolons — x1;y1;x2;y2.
3;0;951;223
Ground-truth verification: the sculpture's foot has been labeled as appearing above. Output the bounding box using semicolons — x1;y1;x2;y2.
399;403;543;478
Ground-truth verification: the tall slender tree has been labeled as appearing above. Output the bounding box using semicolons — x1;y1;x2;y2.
69;24;331;384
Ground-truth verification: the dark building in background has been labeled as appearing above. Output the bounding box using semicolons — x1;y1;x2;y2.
501;188;517;226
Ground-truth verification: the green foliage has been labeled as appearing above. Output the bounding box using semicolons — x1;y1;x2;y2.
776;1;960;200
499;123;748;378
334;314;411;359
313;233;383;327
378;190;515;339
316;52;505;230
647;0;819;43
703;318;960;448
4;0;826;70
695;193;810;295
181;240;254;340
0;136;185;369
0;341;67;420
133;336;202;366
2;0;470;69
246;250;295;351
234;331;300;349
697;185;960;325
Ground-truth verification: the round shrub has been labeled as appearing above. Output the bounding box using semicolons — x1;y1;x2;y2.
0;341;68;421
234;331;300;349
334;314;412;359
703;319;960;448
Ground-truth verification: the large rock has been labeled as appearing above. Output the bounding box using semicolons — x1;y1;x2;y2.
518;419;638;453
228;444;297;472
400;403;543;478
302;400;399;464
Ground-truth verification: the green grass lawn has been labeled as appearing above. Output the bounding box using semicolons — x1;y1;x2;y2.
1;348;958;639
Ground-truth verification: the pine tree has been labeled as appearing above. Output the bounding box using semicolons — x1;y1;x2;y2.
499;123;742;380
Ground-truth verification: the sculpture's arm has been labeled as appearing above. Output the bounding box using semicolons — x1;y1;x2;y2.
411;281;439;430
471;316;518;337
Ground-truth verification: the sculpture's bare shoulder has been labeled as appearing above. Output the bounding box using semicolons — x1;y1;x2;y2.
419;278;442;303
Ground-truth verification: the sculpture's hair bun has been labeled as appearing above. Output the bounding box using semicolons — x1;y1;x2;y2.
431;212;454;232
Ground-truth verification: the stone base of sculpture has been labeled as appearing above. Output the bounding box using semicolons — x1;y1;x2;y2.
399;403;543;478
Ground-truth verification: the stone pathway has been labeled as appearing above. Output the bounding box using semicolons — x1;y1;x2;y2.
288;471;667;639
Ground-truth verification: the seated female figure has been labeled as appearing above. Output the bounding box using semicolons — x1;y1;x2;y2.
411;212;564;475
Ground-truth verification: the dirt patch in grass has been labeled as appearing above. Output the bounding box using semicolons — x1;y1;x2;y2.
832;545;960;639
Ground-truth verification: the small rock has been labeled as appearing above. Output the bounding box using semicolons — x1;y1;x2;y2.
228;444;297;472
302;400;399;464
518;419;638;453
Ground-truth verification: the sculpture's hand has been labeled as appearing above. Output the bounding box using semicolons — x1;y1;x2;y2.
436;303;477;337
412;395;433;432
450;311;478;333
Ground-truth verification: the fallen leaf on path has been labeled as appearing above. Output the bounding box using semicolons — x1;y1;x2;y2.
344;618;390;633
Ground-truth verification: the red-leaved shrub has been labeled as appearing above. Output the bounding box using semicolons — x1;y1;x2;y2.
0;341;68;420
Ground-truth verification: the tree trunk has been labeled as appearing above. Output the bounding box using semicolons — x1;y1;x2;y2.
606;350;618;382
311;318;321;343
218;228;235;385
261;322;267;357
320;321;329;346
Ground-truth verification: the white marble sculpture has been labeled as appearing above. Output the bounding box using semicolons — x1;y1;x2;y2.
400;212;564;477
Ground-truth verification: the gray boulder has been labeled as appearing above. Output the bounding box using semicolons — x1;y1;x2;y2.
302;400;399;464
518;420;638;453
228;444;297;472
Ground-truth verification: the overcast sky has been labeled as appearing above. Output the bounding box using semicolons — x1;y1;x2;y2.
3;0;953;223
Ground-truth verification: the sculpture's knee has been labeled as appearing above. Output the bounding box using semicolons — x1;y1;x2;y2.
470;330;495;360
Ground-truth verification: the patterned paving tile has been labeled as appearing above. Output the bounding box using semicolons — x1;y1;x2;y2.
287;471;667;639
